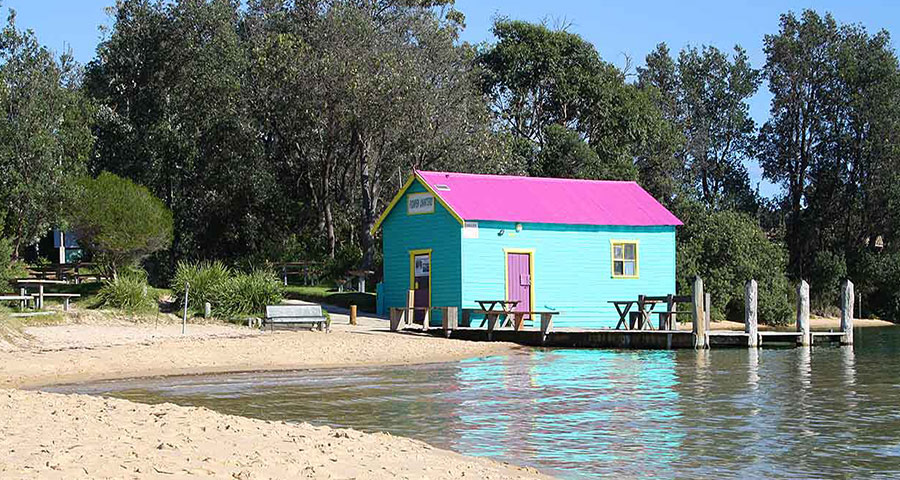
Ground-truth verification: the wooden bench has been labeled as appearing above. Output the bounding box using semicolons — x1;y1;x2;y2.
0;295;33;310
264;305;330;332
30;293;81;311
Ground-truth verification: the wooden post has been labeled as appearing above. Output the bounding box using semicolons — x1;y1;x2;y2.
796;280;810;346
637;294;646;330
691;276;708;348
182;283;189;335
442;307;457;338
745;279;758;347
350;305;358;326
704;292;711;332
540;313;553;345
390;308;403;331
841;279;854;345
486;313;498;341
406;289;415;330
664;294;674;330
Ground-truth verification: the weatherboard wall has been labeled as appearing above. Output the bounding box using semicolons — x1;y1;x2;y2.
381;180;461;324
460;221;676;329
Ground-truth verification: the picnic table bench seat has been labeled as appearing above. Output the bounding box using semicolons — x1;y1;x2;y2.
29;293;80;311
264;305;330;332
0;294;33;309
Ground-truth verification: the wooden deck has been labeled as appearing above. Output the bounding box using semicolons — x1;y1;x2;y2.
422;326;851;350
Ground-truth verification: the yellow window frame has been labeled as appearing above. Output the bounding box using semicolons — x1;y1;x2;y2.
610;240;639;279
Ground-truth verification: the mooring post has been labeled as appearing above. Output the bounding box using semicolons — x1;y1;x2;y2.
442;306;457;338
389;308;402;331
797;280;810;346
704;292;711;332
406;289;415;330
745;279;758;347
692;276;708;349
841;279;854;345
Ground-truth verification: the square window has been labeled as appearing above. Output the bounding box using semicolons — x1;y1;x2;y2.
612;241;638;278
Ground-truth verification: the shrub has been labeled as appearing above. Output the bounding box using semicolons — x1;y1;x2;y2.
96;272;157;313
809;250;847;312
0;237;27;288
172;261;282;317
68;172;173;277
171;260;231;308
214;269;283;317
677;207;794;325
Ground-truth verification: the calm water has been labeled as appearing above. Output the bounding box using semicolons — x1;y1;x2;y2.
50;327;900;479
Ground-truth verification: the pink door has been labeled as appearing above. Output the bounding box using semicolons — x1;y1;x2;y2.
412;253;430;323
507;253;532;317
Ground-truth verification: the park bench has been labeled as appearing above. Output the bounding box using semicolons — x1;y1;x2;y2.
264;305;330;332
30;293;81;311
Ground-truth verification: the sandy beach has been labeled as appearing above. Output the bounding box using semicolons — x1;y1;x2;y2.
0;309;547;479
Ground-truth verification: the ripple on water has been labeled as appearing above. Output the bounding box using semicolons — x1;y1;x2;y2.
48;326;900;480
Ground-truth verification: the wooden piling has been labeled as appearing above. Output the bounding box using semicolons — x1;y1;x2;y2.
796;280;810;346
745;279;758;347
540;313;554;345
841;279;854;345
389;308;403;331
704;292;711;333
441;306;458;338
692;276;708;349
350;305;358;326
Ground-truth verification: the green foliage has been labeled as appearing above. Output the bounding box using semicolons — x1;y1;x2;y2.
477;19;668;181
68;172;173;277
171;260;231;309
96;272;157;313
809;251;847;311
856;251;900;320
0;237;27;288
214;269;283;318
0;9;94;257
638;43;760;212
172;261;282;317
677;206;793;324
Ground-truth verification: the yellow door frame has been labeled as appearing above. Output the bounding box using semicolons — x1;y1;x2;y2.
503;248;535;312
409;249;432;309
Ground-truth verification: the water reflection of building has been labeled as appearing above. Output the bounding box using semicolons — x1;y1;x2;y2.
452;350;683;477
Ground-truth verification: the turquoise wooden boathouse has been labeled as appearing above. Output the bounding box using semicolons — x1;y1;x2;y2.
373;171;682;329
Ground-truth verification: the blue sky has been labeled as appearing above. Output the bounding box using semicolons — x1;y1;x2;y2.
7;0;900;198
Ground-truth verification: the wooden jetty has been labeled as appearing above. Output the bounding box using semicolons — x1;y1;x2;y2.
389;277;856;350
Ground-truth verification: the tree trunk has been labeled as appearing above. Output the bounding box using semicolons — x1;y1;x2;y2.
356;131;378;270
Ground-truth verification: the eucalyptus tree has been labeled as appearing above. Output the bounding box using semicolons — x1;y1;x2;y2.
638;43;760;212
87;0;272;265
0;9;94;259
758;10;900;281
477;19;672;192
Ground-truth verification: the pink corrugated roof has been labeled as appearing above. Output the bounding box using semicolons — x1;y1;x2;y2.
416;170;682;226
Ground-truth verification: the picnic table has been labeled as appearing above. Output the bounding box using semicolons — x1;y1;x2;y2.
16;279;66;310
610;296;665;330
474;299;519;328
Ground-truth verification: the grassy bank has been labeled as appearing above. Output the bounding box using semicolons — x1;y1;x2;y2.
284;285;376;313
